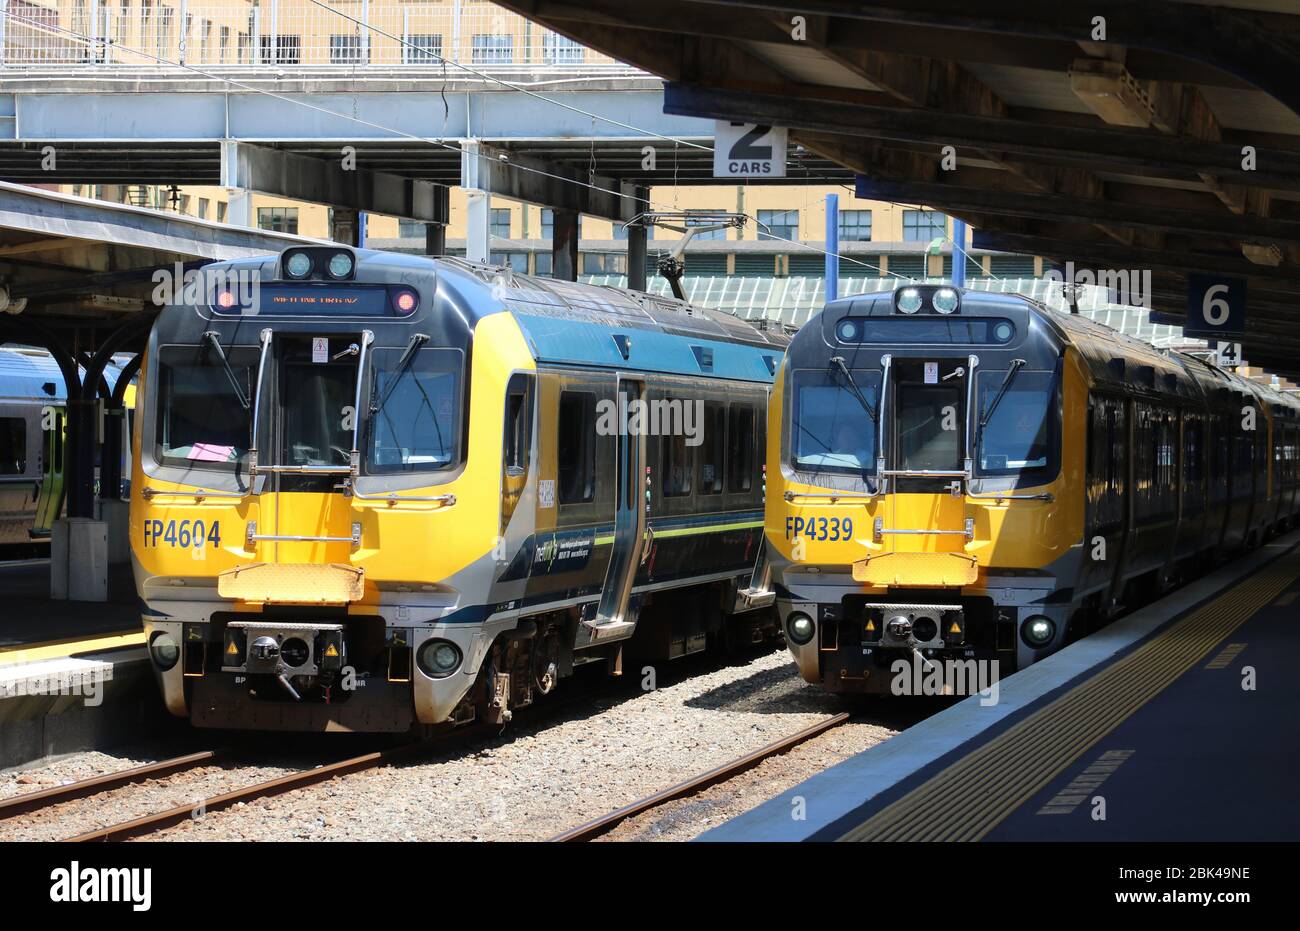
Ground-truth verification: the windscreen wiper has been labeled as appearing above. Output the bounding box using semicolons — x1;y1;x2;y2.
202;331;249;410
369;333;430;415
830;356;877;425
978;358;1027;434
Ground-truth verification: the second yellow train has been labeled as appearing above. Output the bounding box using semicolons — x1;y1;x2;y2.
768;283;1300;695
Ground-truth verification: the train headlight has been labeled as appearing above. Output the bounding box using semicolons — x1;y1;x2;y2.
149;631;180;671
417;639;462;678
1021;615;1056;648
896;287;923;314
786;612;815;645
327;251;355;279
284;251;313;279
932;287;959;314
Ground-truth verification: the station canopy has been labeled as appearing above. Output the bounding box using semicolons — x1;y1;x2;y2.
496;0;1300;378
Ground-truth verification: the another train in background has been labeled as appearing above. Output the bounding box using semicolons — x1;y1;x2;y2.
0;347;133;552
767;284;1300;696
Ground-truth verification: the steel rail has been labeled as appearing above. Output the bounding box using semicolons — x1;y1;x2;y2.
549;712;850;842
66;742;431;842
0;750;223;820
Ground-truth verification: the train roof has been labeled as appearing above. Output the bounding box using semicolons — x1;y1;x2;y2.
815;285;1300;413
182;249;789;384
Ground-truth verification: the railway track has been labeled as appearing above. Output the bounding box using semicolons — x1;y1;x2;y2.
68;742;431;842
6;648;803;841
0;749;224;820
549;711;851;842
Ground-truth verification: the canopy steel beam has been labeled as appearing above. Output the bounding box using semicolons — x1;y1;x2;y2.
220;142;449;224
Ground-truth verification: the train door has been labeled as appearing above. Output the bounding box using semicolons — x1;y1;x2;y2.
255;334;366;564
885;359;966;553
593;374;647;632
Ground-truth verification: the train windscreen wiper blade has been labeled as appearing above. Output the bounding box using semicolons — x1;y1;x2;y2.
202;330;249;410
369;333;429;415
978;358;1027;433
830;356;877;425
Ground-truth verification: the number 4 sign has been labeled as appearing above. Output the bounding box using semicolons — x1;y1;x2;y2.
1185;274;1246;339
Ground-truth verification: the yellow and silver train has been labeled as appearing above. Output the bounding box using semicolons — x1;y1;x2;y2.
133;246;786;732
768;284;1300;694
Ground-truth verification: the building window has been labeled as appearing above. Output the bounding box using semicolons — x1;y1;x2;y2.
330;34;363;64
257;207;299;234
540;209;581;241
220;26;230;63
472;34;513;64
489;208;512;239
217;202;227;223
533;252;553;276
758;209;799;243
260;34;301;65
903;209;947;242
197;198;209;219
491;251;529;273
686;211;728;241
582;253;625;274
403;34;442;64
542;33;583;64
838;210;872;242
398;218;424;238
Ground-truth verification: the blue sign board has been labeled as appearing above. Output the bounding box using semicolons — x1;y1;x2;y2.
1185;274;1246;339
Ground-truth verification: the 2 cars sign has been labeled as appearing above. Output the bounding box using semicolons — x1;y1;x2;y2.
713;121;788;178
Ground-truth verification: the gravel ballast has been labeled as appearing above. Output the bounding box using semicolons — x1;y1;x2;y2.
2;648;929;841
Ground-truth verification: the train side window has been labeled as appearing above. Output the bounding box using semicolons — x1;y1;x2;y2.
698;402;725;494
0;417;25;475
662;409;693;498
727;405;755;492
557;391;595;504
504;378;531;476
1184;417;1203;484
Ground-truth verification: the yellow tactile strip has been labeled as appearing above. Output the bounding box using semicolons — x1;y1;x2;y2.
840;550;1299;842
0;631;146;668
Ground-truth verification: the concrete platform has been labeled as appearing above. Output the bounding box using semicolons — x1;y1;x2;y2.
0;559;141;654
0;559;162;770
703;529;1300;842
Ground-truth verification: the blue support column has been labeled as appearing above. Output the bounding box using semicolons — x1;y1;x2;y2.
358;212;367;248
825;193;839;301
952;217;968;288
